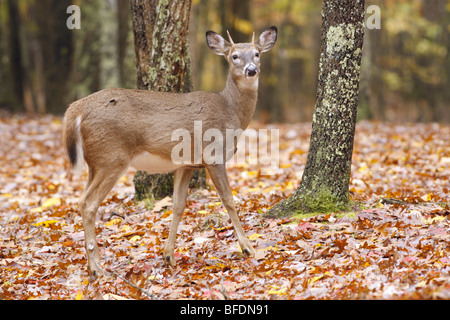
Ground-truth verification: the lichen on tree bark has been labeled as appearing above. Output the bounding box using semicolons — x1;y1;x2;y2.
264;0;366;218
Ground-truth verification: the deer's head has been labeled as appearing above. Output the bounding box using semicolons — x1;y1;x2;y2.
206;26;277;89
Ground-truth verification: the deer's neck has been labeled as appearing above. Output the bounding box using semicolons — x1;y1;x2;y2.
219;72;258;130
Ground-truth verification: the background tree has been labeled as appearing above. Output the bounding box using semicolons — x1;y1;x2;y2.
0;0;74;113
6;0;24;110
117;0;131;88
36;0;74;113
130;0;205;201
264;0;366;218
72;0;102;96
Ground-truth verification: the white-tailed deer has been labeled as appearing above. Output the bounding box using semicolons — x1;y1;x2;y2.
63;27;277;277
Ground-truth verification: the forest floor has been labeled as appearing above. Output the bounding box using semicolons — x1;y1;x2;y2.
0;112;449;300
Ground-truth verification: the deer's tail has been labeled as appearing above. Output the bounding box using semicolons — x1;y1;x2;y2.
63;107;84;175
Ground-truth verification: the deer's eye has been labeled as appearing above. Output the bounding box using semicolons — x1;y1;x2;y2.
255;52;260;58
232;54;239;60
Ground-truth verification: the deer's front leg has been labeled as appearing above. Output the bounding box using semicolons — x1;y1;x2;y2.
163;168;193;266
206;164;256;258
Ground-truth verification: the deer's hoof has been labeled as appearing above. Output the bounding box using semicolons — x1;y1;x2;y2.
164;253;176;267
240;241;256;258
87;265;103;282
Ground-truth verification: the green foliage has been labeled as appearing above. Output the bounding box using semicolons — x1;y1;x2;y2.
264;186;353;219
382;1;448;92
290;211;357;222
296;188;352;214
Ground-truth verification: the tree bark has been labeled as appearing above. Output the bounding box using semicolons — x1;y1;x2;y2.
131;0;205;201
117;0;131;88
264;0;366;218
130;0;157;91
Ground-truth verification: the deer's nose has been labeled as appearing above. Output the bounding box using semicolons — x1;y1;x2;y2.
245;64;258;77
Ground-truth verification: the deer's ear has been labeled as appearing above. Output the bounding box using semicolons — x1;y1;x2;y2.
256;26;277;53
206;31;231;56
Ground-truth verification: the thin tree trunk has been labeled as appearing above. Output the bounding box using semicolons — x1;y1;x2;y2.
224;0;251;43
117;0;131;87
131;0;205;201
36;0;74;113
264;0;366;218
7;0;24;111
130;0;157;90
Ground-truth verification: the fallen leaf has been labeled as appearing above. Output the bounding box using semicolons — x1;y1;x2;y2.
105;218;122;227
194;237;209;244
42;197;61;208
32;219;63;228
75;290;83;300
129;235;141;242
103;293;130;300
248;233;264;241
153;196;172;212
268;286;287;295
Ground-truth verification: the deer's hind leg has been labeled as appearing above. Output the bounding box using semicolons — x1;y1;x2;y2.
163;168;193;266
78;163;127;278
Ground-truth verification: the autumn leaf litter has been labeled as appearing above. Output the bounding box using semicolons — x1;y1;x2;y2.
0;112;449;300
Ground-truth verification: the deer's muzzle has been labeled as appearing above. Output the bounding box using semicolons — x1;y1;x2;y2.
245;64;258;77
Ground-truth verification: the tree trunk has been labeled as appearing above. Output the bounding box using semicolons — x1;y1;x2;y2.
117;0;131;88
264;0;366;218
6;0;24;111
421;0;449;123
131;0;205;201
36;0;74;113
224;0;251;44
